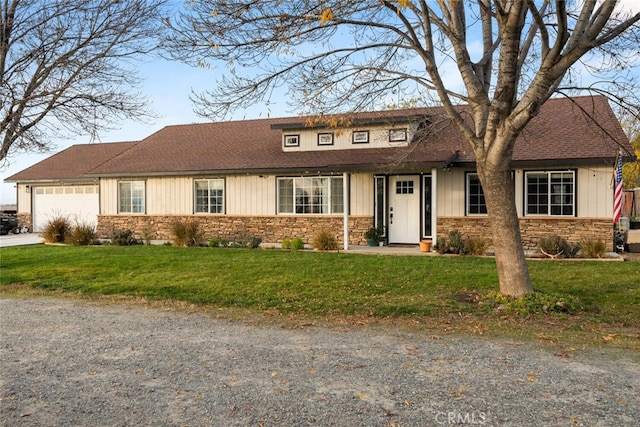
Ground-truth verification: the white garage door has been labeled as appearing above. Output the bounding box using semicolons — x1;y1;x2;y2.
33;185;99;232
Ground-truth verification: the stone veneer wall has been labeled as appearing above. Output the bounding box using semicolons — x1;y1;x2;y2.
17;213;32;231
438;217;614;251
98;215;374;246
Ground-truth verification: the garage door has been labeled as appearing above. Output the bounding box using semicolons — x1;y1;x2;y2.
33;185;99;232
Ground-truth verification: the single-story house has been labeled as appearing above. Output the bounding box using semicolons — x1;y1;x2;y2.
5;95;633;250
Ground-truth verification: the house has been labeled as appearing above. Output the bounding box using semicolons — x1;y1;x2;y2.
5;95;633;250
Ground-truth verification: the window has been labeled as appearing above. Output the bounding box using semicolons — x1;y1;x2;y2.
395;180;414;194
318;133;334;145
466;173;487;215
374;176;386;232
389;128;407;142
278;176;344;214
525;171;575;216
119;181;145;213
352;130;369;144
284;134;299;147
195;179;225;213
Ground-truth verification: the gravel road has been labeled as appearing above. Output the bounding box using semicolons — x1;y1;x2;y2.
1;298;638;426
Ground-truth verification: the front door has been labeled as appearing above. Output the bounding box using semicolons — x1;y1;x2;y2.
388;175;420;244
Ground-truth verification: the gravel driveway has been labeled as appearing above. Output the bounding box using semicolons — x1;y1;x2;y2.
1;298;638;426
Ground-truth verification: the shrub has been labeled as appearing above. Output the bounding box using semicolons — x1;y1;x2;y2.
233;231;249;247
42;216;72;244
171;219;204;247
291;237;305;250
581;238;606;258
248;236;262;249
312;230;338;251
434;236;447;254
282;237;305;251
110;229;140;246
463;236;491;256
141;225;154;246
539;235;580;258
446;230;465;254
68;222;97;246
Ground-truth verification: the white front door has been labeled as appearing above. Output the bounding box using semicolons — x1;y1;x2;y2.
388;175;420;244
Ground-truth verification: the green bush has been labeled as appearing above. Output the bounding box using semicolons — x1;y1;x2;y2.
171;219;204;247
312;230;338;251
282;237;305;251
110;229;140;246
581;238;606;258
42;216;72;244
68;222;97;246
208;237;230;248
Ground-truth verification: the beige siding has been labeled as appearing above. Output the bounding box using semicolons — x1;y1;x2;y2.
100;179;118;215
435;166;612;220
16;184;31;213
147;177;191;214
436;169;466;216
349;172;374;215
576;166;612;218
226;175;275;215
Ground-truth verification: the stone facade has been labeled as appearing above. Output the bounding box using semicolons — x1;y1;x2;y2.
17;213;32;231
97;214;613;250
438;217;614;251
97;215;374;246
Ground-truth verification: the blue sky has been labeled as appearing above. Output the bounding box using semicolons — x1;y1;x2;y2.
2;0;639;205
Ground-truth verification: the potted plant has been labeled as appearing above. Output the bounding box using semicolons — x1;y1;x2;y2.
364;225;384;246
630;216;640;230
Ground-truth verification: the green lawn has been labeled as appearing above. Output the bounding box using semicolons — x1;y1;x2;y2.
1;245;639;347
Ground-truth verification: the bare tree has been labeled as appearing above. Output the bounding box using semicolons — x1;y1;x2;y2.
165;1;640;297
0;0;167;162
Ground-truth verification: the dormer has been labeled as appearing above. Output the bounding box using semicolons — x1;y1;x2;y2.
271;113;429;152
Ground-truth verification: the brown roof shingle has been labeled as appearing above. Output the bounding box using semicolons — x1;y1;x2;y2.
7;95;632;181
5;141;138;182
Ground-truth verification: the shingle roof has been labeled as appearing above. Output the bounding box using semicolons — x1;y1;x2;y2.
5;141;138;182
6;95;632;181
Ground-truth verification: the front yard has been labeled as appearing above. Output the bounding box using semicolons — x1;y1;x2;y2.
1;245;638;349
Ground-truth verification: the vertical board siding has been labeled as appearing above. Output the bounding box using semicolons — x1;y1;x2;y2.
349;173;374;216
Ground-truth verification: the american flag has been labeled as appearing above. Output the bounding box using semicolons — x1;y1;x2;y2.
613;151;623;224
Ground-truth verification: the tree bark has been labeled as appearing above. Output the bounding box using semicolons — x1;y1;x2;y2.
476;145;534;297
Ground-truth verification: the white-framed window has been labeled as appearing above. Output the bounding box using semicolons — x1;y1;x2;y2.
277;176;344;214
119;181;145;214
389;128;407;142
525;171;575;216
194;179;225;214
318;132;334;145
466;173;487;215
352;130;369;144
284;134;299;147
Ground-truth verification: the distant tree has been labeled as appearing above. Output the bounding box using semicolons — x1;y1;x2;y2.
166;1;640;297
0;0;167;162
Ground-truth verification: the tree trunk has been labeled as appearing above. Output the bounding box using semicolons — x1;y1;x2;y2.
477;153;534;297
